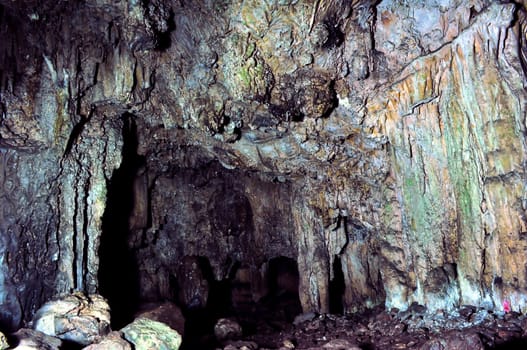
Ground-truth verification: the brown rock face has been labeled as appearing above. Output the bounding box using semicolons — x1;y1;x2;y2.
0;0;526;333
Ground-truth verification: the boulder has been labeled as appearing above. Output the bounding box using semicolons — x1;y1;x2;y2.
214;318;243;341
82;331;132;350
135;302;185;335
32;292;111;346
10;328;62;350
121;317;182;350
0;331;8;350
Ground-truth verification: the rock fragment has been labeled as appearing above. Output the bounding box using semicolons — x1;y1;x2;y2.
214;318;243;341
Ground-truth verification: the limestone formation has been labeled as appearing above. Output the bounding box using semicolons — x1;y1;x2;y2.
0;0;526;342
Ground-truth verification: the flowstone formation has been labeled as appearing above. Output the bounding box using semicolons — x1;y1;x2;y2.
0;0;527;337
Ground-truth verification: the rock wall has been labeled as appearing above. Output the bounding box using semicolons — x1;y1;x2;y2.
0;0;527;327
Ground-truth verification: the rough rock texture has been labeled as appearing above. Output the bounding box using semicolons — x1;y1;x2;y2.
121;317;182;350
32;292;111;345
234;305;527;350
10;328;62;350
0;0;527;335
214;318;243;342
82;331;133;350
134;302;185;336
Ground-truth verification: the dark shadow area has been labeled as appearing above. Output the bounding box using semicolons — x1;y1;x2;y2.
153;8;175;51
180;256;233;350
98;113;144;329
260;256;302;323
329;255;345;314
489;338;527;349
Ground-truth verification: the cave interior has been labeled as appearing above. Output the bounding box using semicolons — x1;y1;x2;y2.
1;0;527;349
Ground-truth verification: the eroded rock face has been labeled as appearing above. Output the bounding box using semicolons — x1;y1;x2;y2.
0;0;526;330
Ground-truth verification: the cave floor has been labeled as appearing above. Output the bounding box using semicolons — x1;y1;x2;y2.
189;304;527;350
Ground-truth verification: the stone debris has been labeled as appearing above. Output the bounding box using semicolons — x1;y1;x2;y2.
32;292;111;346
121;317;182;350
5;304;527;349
212;305;527;349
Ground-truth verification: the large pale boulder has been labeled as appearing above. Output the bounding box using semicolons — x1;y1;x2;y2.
32;293;111;346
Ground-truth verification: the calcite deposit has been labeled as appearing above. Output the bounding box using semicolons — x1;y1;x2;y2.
0;0;527;347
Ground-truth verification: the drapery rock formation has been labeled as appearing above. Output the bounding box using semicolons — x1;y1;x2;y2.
1;0;527;333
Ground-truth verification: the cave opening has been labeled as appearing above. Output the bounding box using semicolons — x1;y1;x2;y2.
98;113;144;329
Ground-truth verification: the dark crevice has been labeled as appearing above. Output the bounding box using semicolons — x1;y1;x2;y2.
329;255;345;314
180;256;231;350
98;112;144;329
321;19;344;50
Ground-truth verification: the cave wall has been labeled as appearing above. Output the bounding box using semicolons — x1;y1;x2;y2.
1;0;527;327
